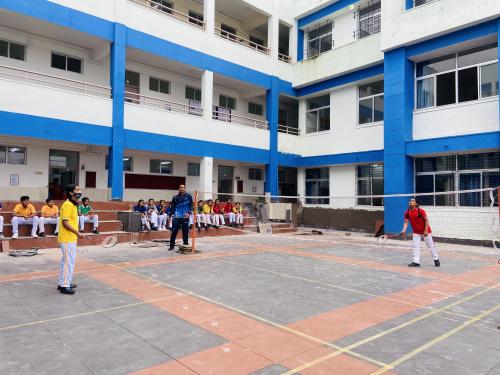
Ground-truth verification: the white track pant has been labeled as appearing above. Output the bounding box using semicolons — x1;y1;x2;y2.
140;215;150;230
197;213;210;226
58;242;76;288
0;215;3;233
79;215;99;231
158;213;168;229
39;217;59;234
213;214;225;226
226;212;236;224
149;212;158;228
235;213;244;225
11;216;39;236
412;234;439;264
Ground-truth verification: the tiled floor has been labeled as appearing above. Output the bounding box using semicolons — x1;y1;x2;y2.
0;232;499;375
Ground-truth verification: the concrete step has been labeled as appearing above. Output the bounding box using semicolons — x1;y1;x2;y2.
272;227;298;234
2;221;123;237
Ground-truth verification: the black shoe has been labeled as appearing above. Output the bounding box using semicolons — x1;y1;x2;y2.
434;259;441;267
59;287;75;295
38;232;46;238
168;246;175;251
183;243;189;246
408;262;420;267
152;226;159;231
93;229;99;235
54;232;58;236
58;284;77;290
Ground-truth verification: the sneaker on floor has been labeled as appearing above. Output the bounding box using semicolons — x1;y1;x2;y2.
93;229;99;235
168;246;175;251
434;259;441;267
57;284;77;291
54;232;58;236
38;232;46;238
59;287;75;295
408;262;420;267
31;234;38;238
12;233;18;239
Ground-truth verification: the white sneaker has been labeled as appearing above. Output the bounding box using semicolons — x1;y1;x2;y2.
12;233;18;239
0;234;4;239
31;234;38;238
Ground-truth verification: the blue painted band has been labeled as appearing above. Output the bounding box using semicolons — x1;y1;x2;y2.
0;110;112;146
298;0;359;29
296;64;384;97
406;131;500;156
405;0;413;10
297;29;304;62
294;150;383;167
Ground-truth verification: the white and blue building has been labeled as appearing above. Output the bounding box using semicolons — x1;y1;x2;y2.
0;0;499;239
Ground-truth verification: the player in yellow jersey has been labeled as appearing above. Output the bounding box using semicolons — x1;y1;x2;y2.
57;184;86;295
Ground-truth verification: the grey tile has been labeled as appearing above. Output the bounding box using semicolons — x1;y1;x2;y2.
250;364;291;375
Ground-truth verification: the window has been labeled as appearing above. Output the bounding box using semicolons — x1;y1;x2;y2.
413;0;434;6
359;80;384;124
0;39;25;61
188;10;204;27
150;0;173;14
0;145;26;164
357;1;381;39
278;109;287;125
185;86;201;101
356;164;384;206
305;168;329;204
150;159;173;174
51;52;82;73
219;95;236;110
415;153;500;207
221;24;237;40
105;156;133;172
149;77;170;94
248;102;263;116
306;95;330;133
416;43;498;109
187;162;200;176
306;21;333;58
248;168;262;181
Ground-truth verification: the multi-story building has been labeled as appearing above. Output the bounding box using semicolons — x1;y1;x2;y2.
0;0;498;239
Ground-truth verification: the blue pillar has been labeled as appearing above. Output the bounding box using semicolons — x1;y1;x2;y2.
297;29;304;62
406;0;413;10
265;76;279;197
108;23;126;200
383;48;414;233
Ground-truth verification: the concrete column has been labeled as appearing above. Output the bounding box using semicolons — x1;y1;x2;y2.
298;98;307;135
199;157;214;200
297;168;305;203
107;23;126;201
201;70;213;121
204;0;215;33
383;48;414;233
265;76;279;197
268;10;280;62
289;24;297;63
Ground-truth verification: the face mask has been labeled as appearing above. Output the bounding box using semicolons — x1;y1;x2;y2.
73;192;82;200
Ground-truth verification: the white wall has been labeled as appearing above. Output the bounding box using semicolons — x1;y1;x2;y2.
413;97;500;140
330;164;356;208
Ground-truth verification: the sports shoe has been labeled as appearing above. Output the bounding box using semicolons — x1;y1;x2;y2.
38;232;46;238
59;287;75;295
31;233;38;238
58;284;77;290
12;233;18;239
93;229;99;235
168;246;175;251
434;259;441;267
0;234;4;239
408;262;420;267
54;232;58;236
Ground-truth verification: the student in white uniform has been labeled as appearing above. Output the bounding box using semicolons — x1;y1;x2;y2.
39;198;60;236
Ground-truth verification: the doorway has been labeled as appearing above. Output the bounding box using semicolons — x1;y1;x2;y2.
218;165;234;201
49;149;79;200
125;70;140;104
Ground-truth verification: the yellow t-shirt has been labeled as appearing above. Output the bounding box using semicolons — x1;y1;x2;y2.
58;200;78;243
13;203;36;218
202;204;212;214
41;205;59;217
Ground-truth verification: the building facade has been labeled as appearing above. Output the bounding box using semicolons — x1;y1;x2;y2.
0;0;499;238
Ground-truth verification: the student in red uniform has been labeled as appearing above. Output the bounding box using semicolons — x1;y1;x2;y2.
401;198;440;267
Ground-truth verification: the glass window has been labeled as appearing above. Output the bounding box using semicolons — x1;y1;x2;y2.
9;42;25;61
415;175;434;206
305;167;329;204
185;86;201;101
105;155;133;172
356;164;384;206
278;109;287;125
0;145;6;163
51;52;81;73
66;56;82;73
248;168;262;180
415;156;455;172
151;0;173;14
219;95;236;110
358;80;384;124
125;70;140;87
248;102;263;116
306;95;330;133
51;52;66;70
459;173;481;206
150;159;173;174
416;77;434;109
187;162;200;176
458;67;478;102
306;22;333;58
149;77;170;94
458;152;500;170
0;40;7;57
458;43;498;68
480;63;499;98
358;1;381;39
417;54;455;77
436;72;456;106
7;146;26;164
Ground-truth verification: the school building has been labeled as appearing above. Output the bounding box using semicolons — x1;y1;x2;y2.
0;0;499;239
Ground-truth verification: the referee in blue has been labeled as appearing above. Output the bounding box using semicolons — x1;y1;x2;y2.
169;184;193;251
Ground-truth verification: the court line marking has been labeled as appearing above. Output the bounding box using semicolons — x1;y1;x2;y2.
368;301;500;375
281;283;499;375
112;264;390;369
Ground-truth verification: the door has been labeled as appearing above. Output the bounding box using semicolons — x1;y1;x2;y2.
125;70;140;104
218;165;234;201
49;150;79;200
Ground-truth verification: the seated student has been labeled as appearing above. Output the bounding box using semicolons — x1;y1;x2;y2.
202;200;214;228
196;200;208;230
134;199;150;231
156;199;169;231
213;199;225;227
224;199;235;226
11;196;39;239
0;201;4;239
39;198;60;237
146;198;159;231
78;197;99;234
233;201;244;227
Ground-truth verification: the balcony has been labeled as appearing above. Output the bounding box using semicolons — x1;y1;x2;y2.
124;91;203;116
278;53;292;63
214;27;270;55
128;0;205;29
278;124;299;135
212;107;268;129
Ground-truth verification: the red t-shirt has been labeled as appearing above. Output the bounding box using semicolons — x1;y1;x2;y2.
224;203;233;214
404;208;431;234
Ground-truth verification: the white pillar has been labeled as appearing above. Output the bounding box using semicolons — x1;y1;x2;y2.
297;168;305;204
289;24;297;62
267;1;280;62
204;0;215;32
199;157;213;200
201;70;213;121
298;98;307;135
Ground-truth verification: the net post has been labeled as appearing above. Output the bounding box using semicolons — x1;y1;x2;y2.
192;190;198;253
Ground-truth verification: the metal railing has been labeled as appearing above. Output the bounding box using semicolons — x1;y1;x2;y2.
278;53;292;63
129;0;205;29
214;27;270;55
304;38;334;60
355;13;381;39
278;124;300;135
124;91;203;116
412;0;437;7
0;64;111;98
212;108;268;130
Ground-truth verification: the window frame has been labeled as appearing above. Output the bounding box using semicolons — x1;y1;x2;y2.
50;51;83;74
305;167;330;205
305;21;333;59
305;95;330;134
356;163;384;206
219;94;237;110
185;85;202;101
0;145;27;165
150;159;174;175
358;80;384;126
149;76;171;95
248;102;263;116
0;39;26;61
248;168;263;181
105;155;133;172
187;162;201;176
